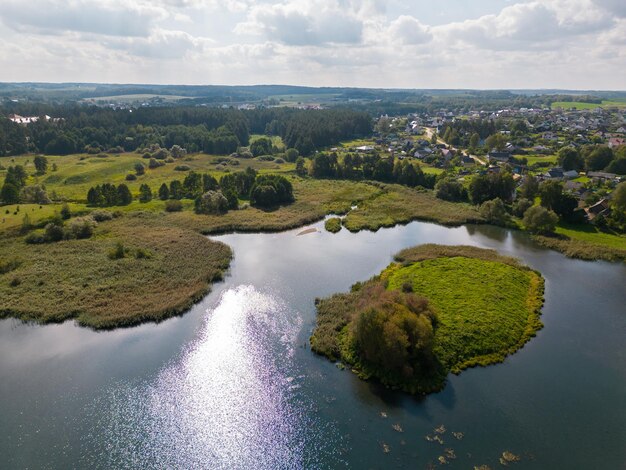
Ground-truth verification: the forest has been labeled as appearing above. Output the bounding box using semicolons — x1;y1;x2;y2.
0;105;372;157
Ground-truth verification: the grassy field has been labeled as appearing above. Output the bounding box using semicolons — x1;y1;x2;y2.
311;244;544;394
0;152;294;203
525;154;558;166
551;100;626;110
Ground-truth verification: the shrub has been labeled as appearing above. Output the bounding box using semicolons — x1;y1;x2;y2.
9;277;21;287
274;158;285;164
194;190;229;215
25;231;45;244
67;217;97;239
435;178;468;202
164;200;183;212
512;198;533;218
60;203;71;220
91;210;114;222
44;223;64;242
149;158;164;169
325;217;342;233
19;185;51;204
125;174;137;181
135;248;152;259
174;165;191;172
249;174;294;207
108;242;126;260
135;163;146;176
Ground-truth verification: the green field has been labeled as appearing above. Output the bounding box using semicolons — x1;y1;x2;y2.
311;245;544;394
525;154;558;166
551;100;626;110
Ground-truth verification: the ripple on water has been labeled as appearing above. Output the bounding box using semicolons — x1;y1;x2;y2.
85;286;334;469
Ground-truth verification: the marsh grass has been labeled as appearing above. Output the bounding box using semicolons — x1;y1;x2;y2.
0;216;232;329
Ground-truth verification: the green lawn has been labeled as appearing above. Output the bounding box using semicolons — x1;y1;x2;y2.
556;222;626;250
525;154;558;166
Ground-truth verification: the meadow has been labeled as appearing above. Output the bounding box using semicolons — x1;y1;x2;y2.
551;100;626;110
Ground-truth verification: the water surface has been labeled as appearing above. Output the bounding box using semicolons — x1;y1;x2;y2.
1;220;624;469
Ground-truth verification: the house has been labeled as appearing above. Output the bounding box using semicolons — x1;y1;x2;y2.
608;137;625;148
545;168;564;179
585;199;610;222
564;181;583;192
441;148;455;162
461;155;475;167
563;170;579;179
355;145;375;153
587;171;617;180
488;151;511;163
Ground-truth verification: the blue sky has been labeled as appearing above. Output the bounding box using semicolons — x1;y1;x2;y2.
0;0;624;89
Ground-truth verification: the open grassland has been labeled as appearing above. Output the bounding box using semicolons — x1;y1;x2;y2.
0;216;232;329
386;245;544;373
551;100;626;110
311;244;544;394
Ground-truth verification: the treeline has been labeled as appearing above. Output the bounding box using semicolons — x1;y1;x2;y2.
0;105;371;157
558;145;626;174
308;152;437;188
85;169;294;212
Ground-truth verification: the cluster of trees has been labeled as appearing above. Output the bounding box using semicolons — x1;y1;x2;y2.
25;209;97;245
353;282;438;384
1;105;371;157
558;145;626;174
308;152;437;188
154;168;294;213
86;184;132;207
1;165;28;204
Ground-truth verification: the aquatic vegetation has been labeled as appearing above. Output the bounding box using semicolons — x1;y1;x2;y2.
324;217;342;233
392;423;403;433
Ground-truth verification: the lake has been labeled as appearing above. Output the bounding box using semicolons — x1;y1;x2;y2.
1;220;624;469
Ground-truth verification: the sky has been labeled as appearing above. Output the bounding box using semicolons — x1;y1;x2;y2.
0;0;624;89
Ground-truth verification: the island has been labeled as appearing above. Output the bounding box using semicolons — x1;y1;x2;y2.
310;244;545;394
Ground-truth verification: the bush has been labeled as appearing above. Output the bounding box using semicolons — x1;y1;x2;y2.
20;185;51;204
44;223;64;242
274;158;285;164
125;174;137;181
325;217;342;233
250;174;294;207
67;217;97;239
149;158;164;169
91;210;114;222
174;165;191;172
135;163;146;176
194;190;229;215
164;200;183;212
25;231;46;244
523;205;558;234
60;203;71;220
108;242;126;260
435;178;468;202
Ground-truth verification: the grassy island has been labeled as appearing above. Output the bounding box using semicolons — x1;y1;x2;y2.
310;244;545;394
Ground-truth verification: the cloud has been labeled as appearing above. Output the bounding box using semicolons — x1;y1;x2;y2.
105;29;213;59
236;1;363;46
0;0;167;37
388;15;432;45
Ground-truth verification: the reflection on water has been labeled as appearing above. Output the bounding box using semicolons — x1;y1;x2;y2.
93;286;317;469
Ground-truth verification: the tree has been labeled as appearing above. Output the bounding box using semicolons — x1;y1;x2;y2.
1;182;19;204
512;198;533;217
295;157;306;177
60;203;71;220
34;155;48;175
479;198;508;225
19;185;51;204
613;182;626;213
116;184;132;205
44;223;64;242
469;172;515;205
469;133;480;149
285;148;299;162
169;180;184;199
557;147;583;171
523;206;558;234
250;137;273;157
250;174;294;207
539;180;564;211
139;184;152;203
135;162;146;176
584;146;613;171
170;145;187;158
158;183;170;200
430;132;437;146
485;133;507;152
194;190;229;215
517;175;539;200
435;178;468;202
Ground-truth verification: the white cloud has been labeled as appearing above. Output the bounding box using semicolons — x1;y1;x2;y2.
235;1;363;46
388;15;432;45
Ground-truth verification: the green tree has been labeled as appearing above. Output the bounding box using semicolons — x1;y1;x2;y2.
295;157;306;177
584;146;613;171
469;133;480;149
557;147;584;171
435;178;468;202
523;206;558;234
1;182;20;204
34;155;48;175
158;183;169;200
169;180;184;199
485;133;507;152
194;190;229;215
285;148;299;162
60;203;71;220
116;184;132;205
250;137;273;157
135;162;146;176
517;175;539;200
479;198;508;225
139;184;152;203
